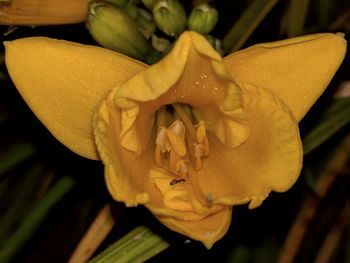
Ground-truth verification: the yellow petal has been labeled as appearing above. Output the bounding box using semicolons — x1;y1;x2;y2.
5;37;146;159
224;33;347;121
114;31;250;152
0;0;88;25
188;85;302;208
94;88;151;205
157;207;232;249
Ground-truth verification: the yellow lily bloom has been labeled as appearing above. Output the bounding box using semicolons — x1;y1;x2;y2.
4;31;346;248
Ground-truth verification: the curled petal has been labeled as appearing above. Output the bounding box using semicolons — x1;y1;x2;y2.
188;86;302;208
94;89;152;206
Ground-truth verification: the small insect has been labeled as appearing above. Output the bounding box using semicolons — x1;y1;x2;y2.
169;178;186;186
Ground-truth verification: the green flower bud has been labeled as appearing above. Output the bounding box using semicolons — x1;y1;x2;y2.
151;34;171;52
104;0;127;8
141;0;155;10
204;34;215;46
124;3;139;20
145;49;163;64
86;1;151;60
136;9;156;39
152;0;187;37
188;3;218;34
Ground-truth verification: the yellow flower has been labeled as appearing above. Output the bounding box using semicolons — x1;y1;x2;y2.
0;0;88;25
4;31;346;248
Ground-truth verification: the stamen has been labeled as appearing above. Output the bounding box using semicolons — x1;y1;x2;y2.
167;121;186;156
172;104;196;139
169;150;180;174
169;150;188;175
154;120;188;175
156;106;166;127
154;105;210;177
178;160;189;175
192;108;204;122
190;121;210;170
155;127;168;167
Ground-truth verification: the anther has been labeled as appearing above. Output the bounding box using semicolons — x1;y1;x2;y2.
190;121;209;170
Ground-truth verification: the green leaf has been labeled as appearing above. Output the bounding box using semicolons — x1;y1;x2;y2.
303;98;350;155
222;0;279;53
253;237;278;263
0;142;37;176
316;0;333;28
225;245;252;263
303;134;350;192
89;226;169;263
0;176;75;263
285;0;310;37
0;163;46;243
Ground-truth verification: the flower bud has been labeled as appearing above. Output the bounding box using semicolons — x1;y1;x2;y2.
141;0;155;10
204;34;215;46
86;1;151;60
136;9;156;39
104;0;127;8
152;0;186;37
188;3;218;34
151;34;171;52
124;3;139;20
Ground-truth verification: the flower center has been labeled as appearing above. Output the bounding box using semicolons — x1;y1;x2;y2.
154;104;210;180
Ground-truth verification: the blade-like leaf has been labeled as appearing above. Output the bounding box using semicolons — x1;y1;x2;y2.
222;0;279;53
68;204;115;263
0;176;75;263
0;163;46;243
89;226;169;263
0;142;37;176
285;0;310;37
303;98;350;155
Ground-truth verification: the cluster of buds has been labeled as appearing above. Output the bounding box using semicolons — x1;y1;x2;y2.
86;0;220;63
0;0;220;63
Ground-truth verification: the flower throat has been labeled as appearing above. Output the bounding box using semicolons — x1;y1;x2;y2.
154;103;209;179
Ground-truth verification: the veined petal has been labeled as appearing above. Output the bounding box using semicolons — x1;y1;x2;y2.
5;37;146;159
157;207;232;249
188;85;302;208
224;33;347;121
